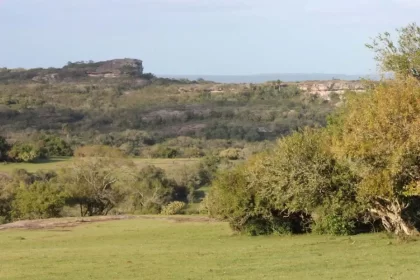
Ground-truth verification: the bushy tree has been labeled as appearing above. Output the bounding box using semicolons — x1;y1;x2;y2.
208;129;360;235
37;134;73;157
129;166;176;214
12;181;66;219
8;142;43;162
331;78;420;235
74;145;126;158
367;22;420;78
59;157;135;216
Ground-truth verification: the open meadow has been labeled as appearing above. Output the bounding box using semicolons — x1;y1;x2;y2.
0;217;419;280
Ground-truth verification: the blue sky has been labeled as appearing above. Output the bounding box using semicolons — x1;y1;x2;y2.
0;0;419;75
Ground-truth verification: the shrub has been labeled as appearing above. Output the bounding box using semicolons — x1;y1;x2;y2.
59;157;134;216
38;135;73;156
8;142;43;162
312;213;355;236
241;217;293;236
208;129;360;236
219;148;241;160
149;145;179;158
12;181;66;219
160;201;186;215
74;145;126;158
129;166;177;214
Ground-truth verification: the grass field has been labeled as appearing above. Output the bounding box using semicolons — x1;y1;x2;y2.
0;217;419;280
0;157;200;179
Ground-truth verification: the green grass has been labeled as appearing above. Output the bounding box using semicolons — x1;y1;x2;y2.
1;218;420;280
0;157;71;174
0;157;200;179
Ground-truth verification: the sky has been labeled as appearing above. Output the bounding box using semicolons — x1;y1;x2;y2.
0;0;419;75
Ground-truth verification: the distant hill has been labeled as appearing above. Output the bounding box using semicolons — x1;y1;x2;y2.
161;73;380;83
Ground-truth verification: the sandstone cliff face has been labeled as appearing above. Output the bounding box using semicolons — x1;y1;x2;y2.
292;80;365;98
88;58;143;78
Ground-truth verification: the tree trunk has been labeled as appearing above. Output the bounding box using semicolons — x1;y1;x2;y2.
370;199;418;236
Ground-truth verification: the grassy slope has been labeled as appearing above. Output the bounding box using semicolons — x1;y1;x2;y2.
0;218;419;280
0;157;200;178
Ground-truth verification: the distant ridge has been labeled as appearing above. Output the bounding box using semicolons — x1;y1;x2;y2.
161;73;380;83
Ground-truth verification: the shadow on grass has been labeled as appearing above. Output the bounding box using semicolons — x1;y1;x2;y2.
32;156;71;164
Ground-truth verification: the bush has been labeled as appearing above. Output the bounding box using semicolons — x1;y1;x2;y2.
149;145;179;158
219;148;241;160
8;142;43;162
208;129;360;236
74;145;126;158
160;201;186;215
241;217;293;236
59;157;133;216
38;135;73;156
312;213;355;236
129;166;177;214
12;181;66;219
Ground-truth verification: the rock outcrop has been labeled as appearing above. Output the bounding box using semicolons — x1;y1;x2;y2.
87;58;143;78
292;80;365;98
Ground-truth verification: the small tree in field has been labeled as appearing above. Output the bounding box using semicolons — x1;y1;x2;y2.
59;157;135;216
129;166;175;214
331;78;420;235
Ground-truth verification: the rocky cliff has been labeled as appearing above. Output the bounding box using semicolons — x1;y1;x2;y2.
88;58;143;78
291;80;365;98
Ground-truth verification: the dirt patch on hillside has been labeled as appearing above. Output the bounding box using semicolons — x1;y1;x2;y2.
0;215;217;231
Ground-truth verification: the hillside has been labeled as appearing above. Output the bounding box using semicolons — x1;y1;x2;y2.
0;60;365;157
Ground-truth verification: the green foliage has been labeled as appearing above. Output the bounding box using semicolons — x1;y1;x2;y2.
59;157;134;216
219;148;241;160
74;145;126;158
37;134;73;156
12;181;66;220
0;74;338;156
149;145;179;159
366;22;420;78
129;166;177;214
0;176;14;223
208;129;360;235
160;201;186;215
330;77;420;235
8;142;43;162
311;207;356;236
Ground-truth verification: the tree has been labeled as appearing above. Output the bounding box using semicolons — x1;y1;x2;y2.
129;166;176;214
37;134;73;157
12;181;66;220
59;157;135;216
366;22;420;79
8;142;43;162
331;78;420;235
208;129;359;235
